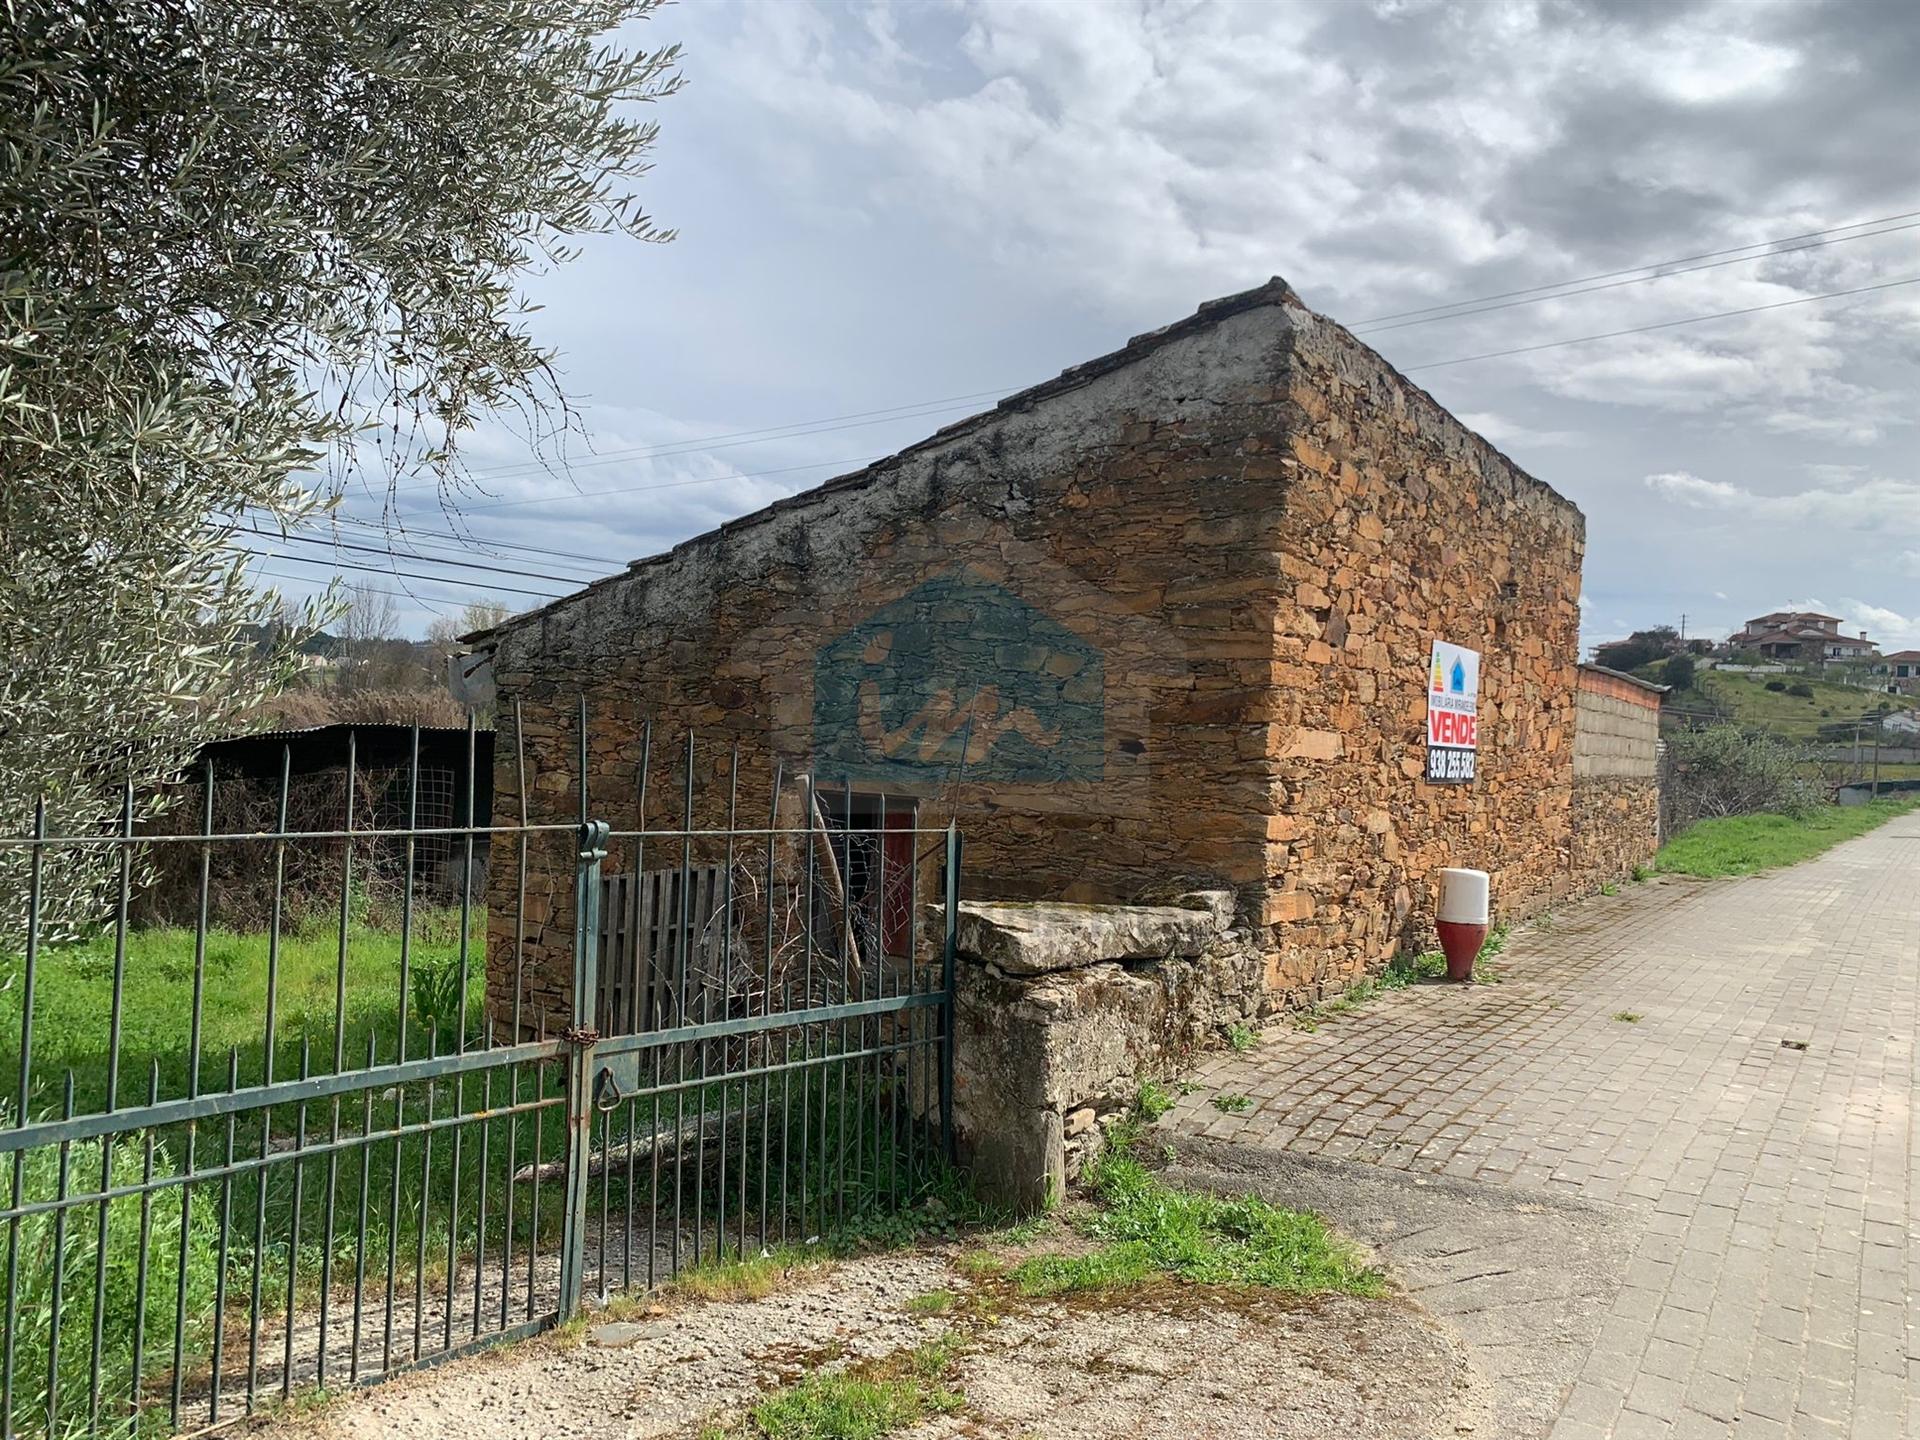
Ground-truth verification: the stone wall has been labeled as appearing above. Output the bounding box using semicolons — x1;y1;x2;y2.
1254;312;1586;1002
948;892;1262;1209
1568;665;1663;889
474;279;1588;1027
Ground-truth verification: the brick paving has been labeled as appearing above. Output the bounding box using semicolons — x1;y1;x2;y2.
1165;813;1920;1439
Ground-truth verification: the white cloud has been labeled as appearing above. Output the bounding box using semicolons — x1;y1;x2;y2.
1643;471;1920;534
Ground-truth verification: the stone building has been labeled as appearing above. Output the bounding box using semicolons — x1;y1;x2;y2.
470;278;1647;1030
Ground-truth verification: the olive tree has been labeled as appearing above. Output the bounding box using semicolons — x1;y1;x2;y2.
0;0;681;938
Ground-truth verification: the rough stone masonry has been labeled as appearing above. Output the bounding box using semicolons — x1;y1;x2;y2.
469;277;1647;1043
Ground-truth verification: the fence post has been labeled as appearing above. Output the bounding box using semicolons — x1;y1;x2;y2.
939;823;961;1163
558;819;610;1321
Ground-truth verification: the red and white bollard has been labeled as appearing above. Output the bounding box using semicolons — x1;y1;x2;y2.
1436;868;1490;983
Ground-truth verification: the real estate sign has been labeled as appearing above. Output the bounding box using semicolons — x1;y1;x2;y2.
1426;640;1480;785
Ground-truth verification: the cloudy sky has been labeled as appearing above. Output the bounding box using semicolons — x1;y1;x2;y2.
272;0;1920;653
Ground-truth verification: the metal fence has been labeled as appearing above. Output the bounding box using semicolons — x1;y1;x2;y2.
0;717;958;1439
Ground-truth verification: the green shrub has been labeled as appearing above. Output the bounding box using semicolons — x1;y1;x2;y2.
1664;726;1819;829
1786;682;1815;699
409;953;473;1053
1764;679;1787;692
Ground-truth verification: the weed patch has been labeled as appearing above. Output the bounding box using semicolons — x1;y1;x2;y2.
1210;1094;1251;1114
1227;1023;1258;1053
1135;1078;1174;1121
904;1288;954;1317
1294;948;1447;1028
1612;1011;1642;1024
1008;1150;1382;1300
707;1337;964;1439
671;1249;834;1304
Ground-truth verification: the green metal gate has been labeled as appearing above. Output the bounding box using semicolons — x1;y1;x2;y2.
0;716;958;1438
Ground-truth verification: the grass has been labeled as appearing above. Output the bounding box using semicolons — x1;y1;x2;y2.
1226;1023;1258;1053
669;1249;838;1304
904;1288;954;1316
704;1337;964;1440
1210;1093;1251;1114
1612;1011;1643;1024
1653;797;1918;878
0;911;484;1115
1688;671;1890;740
1006;1138;1382;1300
1135;1077;1175;1121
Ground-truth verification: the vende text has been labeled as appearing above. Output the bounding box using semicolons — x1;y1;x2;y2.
1427;710;1478;748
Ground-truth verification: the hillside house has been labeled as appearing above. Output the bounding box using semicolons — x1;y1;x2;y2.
468;279;1656;1026
1730;611;1878;662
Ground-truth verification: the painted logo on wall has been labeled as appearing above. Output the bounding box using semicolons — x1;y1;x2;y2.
813;570;1104;783
1426;639;1481;785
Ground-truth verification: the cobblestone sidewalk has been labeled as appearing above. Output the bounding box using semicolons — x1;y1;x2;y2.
1165;813;1920;1439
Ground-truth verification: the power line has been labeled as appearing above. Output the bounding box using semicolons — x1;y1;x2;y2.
1351;205;1920;325
326;515;630;570
1353;217;1920;336
1403;273;1920;372
234;545;568;600
241;527;601;586
248;566;521;614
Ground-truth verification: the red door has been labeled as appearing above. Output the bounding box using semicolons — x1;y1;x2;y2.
881;808;917;956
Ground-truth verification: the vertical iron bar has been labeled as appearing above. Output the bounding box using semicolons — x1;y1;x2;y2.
1;799;45;1438
171;760;215;1427
129;1062;159;1423
351;1032;376;1382
500;708;525;1329
635;721;656;1293
941;824;961;1163
414;1049;434;1361
89;780;134;1433
838;777;853;1232
209;1048;239;1425
711;748;740;1260
445;716;477;1339
798;774;815;1240
870;793;887;1213
388;726;419;1369
672;732;693;1275
472;1053;492;1337
382;1065;406;1375
320;735;357;1390
624;723;652;1295
45;1074;74;1439
759;762;780;1255
283;1038;310;1398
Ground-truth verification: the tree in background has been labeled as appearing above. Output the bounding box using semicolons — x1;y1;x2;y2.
1594;626;1684;674
1662;653;1697;691
1;1;680;936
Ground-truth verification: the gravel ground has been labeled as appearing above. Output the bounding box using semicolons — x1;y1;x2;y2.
260;1238;1486;1440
